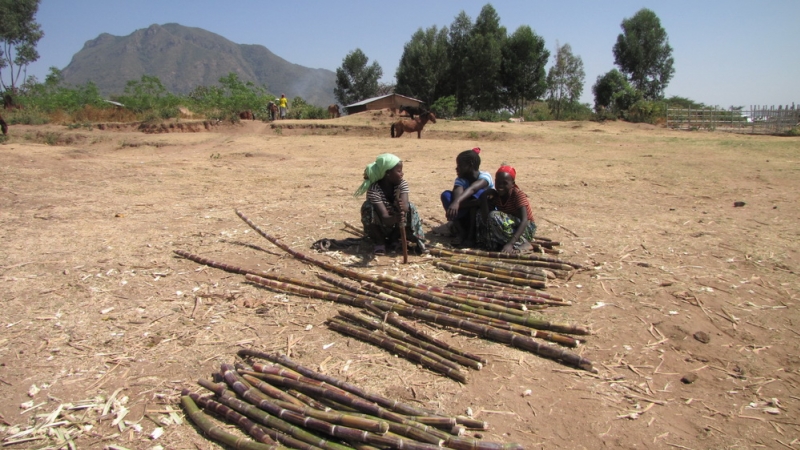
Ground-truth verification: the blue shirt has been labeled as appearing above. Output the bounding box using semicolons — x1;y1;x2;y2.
454;171;494;190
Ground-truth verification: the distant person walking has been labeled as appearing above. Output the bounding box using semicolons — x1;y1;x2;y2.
279;94;288;119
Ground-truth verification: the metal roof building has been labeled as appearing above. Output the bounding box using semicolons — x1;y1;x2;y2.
344;93;425;115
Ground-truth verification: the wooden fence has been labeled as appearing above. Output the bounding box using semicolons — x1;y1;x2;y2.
667;104;798;134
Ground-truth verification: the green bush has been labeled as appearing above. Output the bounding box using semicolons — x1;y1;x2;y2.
287;96;327;119
524;102;552;121
625;100;666;124
431;95;456;119
5;108;49;125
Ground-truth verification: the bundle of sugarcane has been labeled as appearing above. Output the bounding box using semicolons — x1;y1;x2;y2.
181;355;526;450
173;247;590;371
330;308;483;378
173;211;594;373
429;247;583;271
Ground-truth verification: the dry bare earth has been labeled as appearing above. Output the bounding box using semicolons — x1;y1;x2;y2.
1;112;798;449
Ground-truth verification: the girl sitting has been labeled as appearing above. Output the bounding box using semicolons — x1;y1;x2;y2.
355;153;426;255
477;164;537;254
440;148;493;248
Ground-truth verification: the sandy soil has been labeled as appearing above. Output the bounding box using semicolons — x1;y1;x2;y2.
1;111;799;449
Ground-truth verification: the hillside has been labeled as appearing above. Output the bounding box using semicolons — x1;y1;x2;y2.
60;23;336;106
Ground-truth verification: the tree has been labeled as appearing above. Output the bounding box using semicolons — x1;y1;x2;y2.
0;0;44;92
592;69;629;111
612;8;674;100
464;4;506;111
395;25;449;106
546;42;585;120
334;49;382;106
445;11;473;115
116;75;169;112
500;25;549;115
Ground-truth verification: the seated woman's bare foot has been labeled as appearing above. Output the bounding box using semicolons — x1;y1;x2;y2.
454;238;476;249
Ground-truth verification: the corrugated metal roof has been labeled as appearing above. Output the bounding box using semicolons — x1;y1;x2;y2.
345;93;424;108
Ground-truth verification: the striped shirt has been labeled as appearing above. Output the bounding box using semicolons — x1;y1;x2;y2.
367;179;409;211
491;185;534;221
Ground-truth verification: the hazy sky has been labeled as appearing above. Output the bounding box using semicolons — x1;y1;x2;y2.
23;0;799;108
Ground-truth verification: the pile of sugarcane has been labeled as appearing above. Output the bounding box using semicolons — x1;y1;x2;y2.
173;210;595;380
429;247;584;288
181;351;526;450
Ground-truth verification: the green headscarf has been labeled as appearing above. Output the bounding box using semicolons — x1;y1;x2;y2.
354;153;401;196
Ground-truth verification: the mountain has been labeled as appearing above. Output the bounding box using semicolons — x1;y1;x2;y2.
61;23;336;106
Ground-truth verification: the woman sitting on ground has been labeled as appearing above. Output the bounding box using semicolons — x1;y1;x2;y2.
440;147;493;248
477;164;537;254
355;153;426;255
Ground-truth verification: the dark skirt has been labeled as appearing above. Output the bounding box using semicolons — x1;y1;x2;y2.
476;210;536;252
361;201;425;247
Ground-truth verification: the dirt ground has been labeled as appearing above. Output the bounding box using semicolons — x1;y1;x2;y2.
1;111;798;449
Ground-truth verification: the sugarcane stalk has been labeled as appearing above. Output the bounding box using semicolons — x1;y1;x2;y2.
182;390;283;447
369;299;578;347
198;377;353;450
377;275;567;308
442;260;546;282
372;280;586;335
315;274;386;301
431;245;584;269
400;217;409;264
396;187;409;264
194;381;329;450
443;284;570;308
248;375;459;432
441;257;549;278
367;300;595;372
327;317;468;382
287;389;342;412
455;275;566;301
445;280;546;300
457;314;580;347
242;370;453;442
238;350;439;418
337;310;482;370
434;261;546;289
359;284;569;346
245;274;365;307
430;248;578;271
222;365;445;450
239;373;390;434
181;395;282;450
236;210;367;281
362;304;488;366
229;365;311;408
174;249;351;295
368;293;577;347
375;277;531;317
343;221;366;237
246;369;456;430
445;281;495;292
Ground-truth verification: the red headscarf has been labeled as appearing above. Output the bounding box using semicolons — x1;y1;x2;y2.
496;165;516;180
472;147;481;154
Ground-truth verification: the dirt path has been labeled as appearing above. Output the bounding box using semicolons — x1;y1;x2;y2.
1;115;798;449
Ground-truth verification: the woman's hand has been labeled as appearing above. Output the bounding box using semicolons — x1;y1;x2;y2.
501;242;517;254
446;201;460;221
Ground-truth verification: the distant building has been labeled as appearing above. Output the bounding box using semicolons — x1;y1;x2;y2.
344;94;425;115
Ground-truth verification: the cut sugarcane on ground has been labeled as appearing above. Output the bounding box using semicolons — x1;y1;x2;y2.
0;115;798;449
